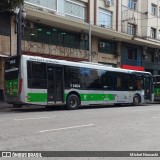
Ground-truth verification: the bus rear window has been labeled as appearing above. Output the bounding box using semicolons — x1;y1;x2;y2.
4;56;20;80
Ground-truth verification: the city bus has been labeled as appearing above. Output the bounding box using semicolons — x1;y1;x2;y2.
153;75;160;101
4;55;154;109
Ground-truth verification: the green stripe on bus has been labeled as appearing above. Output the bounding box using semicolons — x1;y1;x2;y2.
81;94;115;101
65;93;115;101
27;93;47;102
154;88;160;97
27;93;115;103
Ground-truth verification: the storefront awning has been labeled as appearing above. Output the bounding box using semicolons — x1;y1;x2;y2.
121;65;144;71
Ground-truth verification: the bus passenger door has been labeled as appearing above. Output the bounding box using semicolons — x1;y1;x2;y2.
47;66;64;104
143;77;152;101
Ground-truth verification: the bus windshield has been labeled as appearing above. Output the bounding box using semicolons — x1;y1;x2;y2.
4;56;21;97
4;56;20;80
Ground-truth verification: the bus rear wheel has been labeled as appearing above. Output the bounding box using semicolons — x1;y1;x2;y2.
66;94;80;110
133;95;141;106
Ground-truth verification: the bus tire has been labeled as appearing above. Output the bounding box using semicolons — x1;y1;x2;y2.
133;95;141;106
66;94;80;110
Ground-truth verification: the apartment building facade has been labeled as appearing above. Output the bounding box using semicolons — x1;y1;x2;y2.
0;0;160;100
121;0;160;74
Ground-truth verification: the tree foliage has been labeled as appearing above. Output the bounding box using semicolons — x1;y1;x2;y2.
0;0;24;12
11;0;24;9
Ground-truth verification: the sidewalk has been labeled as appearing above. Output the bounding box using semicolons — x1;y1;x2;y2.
0;101;12;109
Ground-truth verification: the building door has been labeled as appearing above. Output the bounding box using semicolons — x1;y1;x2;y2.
47;66;64;104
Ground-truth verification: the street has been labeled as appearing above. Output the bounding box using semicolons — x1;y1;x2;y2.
0;103;160;159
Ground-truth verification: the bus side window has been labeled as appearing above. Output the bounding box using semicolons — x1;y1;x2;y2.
89;69;99;89
64;66;80;88
102;71;115;90
124;74;134;90
115;73;124;90
135;79;142;90
80;68;91;89
27;61;47;89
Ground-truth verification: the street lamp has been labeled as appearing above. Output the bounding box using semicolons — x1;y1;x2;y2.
14;5;26;55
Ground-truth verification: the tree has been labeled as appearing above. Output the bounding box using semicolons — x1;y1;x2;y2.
0;0;24;12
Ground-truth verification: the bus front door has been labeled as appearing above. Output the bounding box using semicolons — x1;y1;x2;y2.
47;66;64;104
144;77;152;101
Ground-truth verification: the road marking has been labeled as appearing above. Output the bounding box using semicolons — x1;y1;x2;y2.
37;124;95;133
152;117;156;119
132;109;160;112
14;116;56;121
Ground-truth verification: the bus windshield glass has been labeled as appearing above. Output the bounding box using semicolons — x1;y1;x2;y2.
4;56;20;80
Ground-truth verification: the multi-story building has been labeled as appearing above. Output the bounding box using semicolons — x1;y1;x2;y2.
1;0;160;100
121;0;160;74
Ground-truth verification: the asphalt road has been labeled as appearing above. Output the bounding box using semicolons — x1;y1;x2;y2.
0;103;160;159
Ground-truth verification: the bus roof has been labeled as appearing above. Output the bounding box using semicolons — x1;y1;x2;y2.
18;55;152;75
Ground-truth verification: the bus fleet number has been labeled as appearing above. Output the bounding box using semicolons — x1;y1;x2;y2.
70;84;80;88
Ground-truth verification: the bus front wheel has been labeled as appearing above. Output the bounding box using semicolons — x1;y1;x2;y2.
133;95;141;106
66;94;80;110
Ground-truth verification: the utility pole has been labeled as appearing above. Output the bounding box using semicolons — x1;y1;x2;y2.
88;20;92;62
16;5;26;55
17;5;22;55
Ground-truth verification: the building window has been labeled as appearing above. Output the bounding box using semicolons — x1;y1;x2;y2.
128;48;137;60
98;40;117;54
151;28;156;39
151;4;157;15
0;12;10;36
151;53;154;62
25;0;87;21
25;0;57;11
64;0;86;20
128;0;136;10
23;22;89;50
98;8;112;29
128;24;136;35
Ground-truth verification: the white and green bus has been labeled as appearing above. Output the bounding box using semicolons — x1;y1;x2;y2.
4;55;154;109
